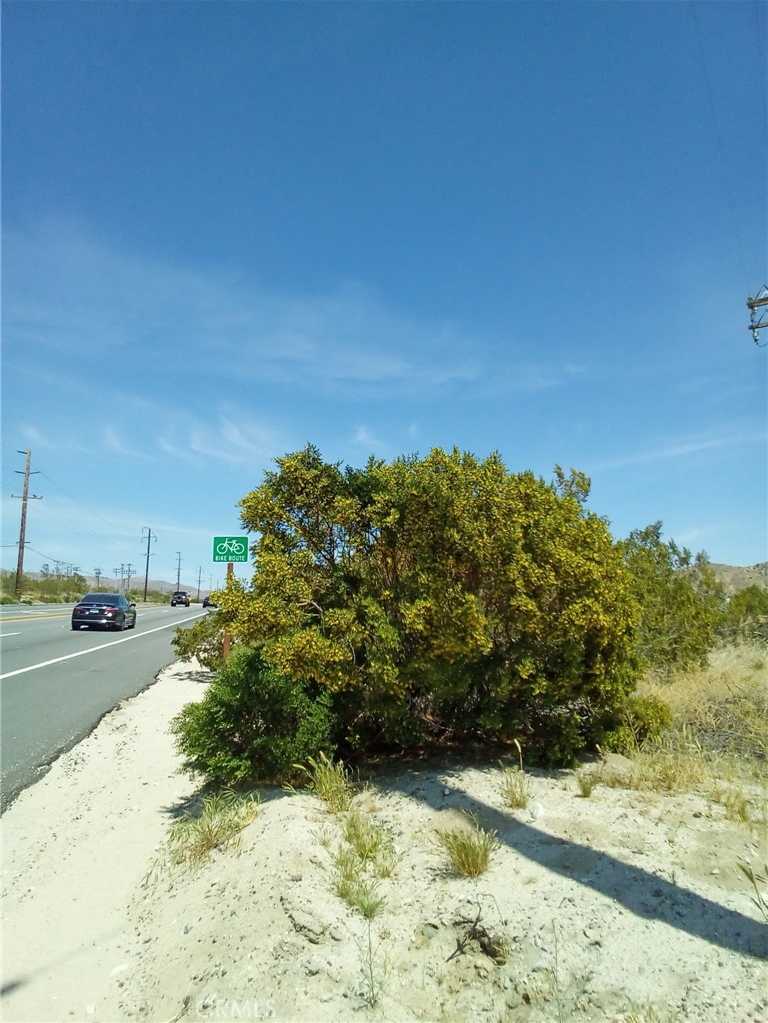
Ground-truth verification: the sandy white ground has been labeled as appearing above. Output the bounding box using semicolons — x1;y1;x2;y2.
0;661;207;1023
1;661;766;1023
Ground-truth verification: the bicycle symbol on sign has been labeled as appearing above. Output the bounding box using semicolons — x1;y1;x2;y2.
215;538;246;557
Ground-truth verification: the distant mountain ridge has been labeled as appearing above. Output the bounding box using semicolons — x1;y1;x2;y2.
21;571;210;596
709;562;767;595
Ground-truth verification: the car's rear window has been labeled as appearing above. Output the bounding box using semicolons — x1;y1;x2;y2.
81;594;121;603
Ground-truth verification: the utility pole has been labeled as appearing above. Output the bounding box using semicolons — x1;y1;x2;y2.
94;568;102;591
747;285;768;345
125;562;134;594
114;565;125;592
141;527;156;601
11;449;43;597
175;552;182;591
196;566;202;602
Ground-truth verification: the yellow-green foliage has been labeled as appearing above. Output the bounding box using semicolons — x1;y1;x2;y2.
180;445;640;765
603;693;673;754
619;523;725;674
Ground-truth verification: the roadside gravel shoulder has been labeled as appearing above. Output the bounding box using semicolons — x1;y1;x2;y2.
0;659;208;1023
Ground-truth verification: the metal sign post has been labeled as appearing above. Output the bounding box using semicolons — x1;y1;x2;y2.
221;561;237;661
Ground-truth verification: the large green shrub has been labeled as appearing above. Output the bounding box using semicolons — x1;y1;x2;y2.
602;693;673;754
173;609;227;670
720;585;768;642
171;647;336;784
180;446;640;765
619;523;725;674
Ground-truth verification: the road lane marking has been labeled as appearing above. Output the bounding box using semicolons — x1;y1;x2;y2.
0;612;207;680
1;607;174;627
0;614;70;623
0;633;21;638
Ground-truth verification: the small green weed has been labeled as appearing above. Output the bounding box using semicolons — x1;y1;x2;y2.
737;859;768;922
623;1009;681;1023
333;847;386;919
344;809;386;863
373;847;397;879
331;807;393;916
356;920;388;1007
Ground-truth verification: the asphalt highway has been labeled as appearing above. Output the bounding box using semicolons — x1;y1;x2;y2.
0;603;207;809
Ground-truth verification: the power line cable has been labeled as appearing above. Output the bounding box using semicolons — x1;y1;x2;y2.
753;0;768;281
36;469;132;540
687;2;759;283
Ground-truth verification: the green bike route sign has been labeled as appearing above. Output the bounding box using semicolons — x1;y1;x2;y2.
212;536;249;563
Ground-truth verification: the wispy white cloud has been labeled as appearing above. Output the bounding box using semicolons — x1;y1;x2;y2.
20;424;51;448
673;526;710;546
0;491;222;581
159;412;288;468
103;427;153;461
351;425;388;452
3;221;580;396
19;423;91;454
590;431;764;472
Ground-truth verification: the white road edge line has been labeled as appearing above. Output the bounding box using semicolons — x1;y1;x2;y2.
0;612;207;680
0;633;21;638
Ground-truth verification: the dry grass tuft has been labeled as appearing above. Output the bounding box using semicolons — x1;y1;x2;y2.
294;752;355;813
436;813;499;877
599;644;767;801
595;741;709;795
639;642;768;763
500;767;530;808
168;790;259;869
499;739;531;809
575;769;598;798
710;783;753;823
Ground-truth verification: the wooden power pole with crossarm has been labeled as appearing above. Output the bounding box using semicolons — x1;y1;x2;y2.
11;449;43;598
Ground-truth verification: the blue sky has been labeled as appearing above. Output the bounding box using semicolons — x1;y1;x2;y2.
2;1;766;586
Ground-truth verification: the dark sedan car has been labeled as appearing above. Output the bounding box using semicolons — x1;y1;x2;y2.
202;595;218;608
72;593;137;631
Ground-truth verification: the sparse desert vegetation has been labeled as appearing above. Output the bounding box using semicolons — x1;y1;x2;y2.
147;450;768;1021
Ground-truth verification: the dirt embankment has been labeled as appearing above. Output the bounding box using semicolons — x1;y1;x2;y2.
1;659;766;1023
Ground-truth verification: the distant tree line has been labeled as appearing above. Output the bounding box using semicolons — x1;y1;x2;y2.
0;570;169;605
